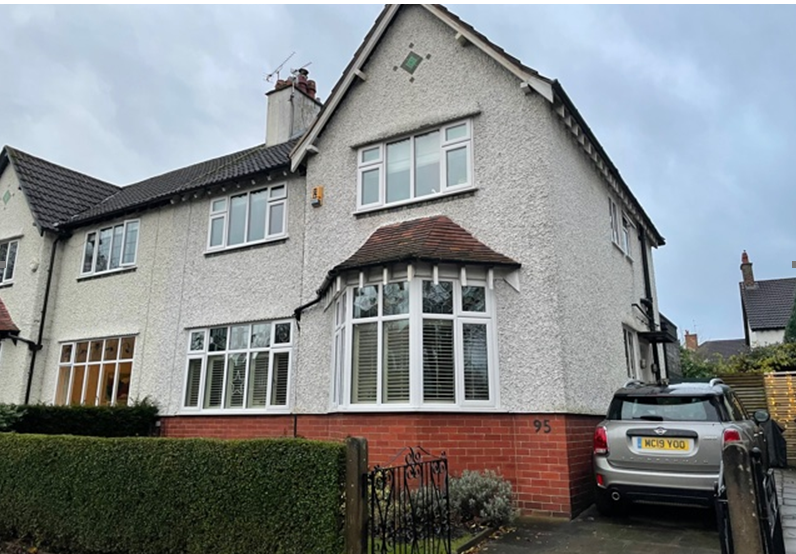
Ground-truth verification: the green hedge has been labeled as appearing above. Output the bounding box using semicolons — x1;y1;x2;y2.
3;402;158;437
0;434;346;554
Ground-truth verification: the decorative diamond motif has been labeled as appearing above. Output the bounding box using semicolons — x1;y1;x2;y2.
401;51;423;74
2;190;10;205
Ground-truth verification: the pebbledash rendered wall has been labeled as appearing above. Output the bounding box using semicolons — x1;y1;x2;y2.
0;167;52;404
31;173;307;411
164;6;658;518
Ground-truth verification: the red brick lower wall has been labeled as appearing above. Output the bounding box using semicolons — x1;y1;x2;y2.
162;412;602;518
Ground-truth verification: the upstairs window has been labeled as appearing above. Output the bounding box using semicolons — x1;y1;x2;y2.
81;220;139;276
0;239;18;285
207;184;287;251
609;199;620;245
357;120;473;211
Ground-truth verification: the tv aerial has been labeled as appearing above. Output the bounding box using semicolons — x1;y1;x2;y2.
265;52;296;83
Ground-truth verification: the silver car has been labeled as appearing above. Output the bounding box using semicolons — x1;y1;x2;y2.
593;378;767;515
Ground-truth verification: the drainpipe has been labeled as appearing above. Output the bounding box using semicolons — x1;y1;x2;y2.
639;232;661;381
24;232;66;404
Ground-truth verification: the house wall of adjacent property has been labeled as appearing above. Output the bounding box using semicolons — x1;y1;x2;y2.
750;328;784;347
0;166;53;404
33;174;307;413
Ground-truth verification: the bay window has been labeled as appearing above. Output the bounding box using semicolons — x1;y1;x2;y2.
357;120;473;211
207;183;287;251
81;220;139;276
55;336;135;406
183;320;292;412
334;272;495;409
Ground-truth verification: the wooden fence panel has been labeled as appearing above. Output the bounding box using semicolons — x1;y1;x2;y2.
720;374;768;413
764;372;796;466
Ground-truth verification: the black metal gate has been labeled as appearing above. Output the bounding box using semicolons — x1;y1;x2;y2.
716;447;786;554
368;447;451;554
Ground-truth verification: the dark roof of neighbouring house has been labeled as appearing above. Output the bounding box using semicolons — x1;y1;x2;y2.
1;146;120;232
697;339;748;360
0;297;19;334
70;139;297;226
318;215;520;294
740;278;796;331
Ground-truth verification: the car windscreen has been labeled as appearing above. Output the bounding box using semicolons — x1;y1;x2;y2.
609;395;721;422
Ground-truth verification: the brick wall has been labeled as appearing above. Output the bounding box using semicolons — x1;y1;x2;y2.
162;412;602;518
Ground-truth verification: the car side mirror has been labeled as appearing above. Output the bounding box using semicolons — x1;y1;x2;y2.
753;409;770;425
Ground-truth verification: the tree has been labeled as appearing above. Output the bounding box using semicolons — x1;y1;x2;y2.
680;345;722;379
784;294;796;344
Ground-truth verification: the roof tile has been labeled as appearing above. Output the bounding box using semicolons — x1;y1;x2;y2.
0;297;19;333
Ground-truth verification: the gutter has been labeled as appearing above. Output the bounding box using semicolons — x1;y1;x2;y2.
24;230;68;404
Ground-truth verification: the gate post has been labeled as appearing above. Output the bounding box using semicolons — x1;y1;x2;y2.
345;437;368;554
724;442;765;554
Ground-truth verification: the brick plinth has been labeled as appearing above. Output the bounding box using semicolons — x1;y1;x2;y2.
162;412;602;518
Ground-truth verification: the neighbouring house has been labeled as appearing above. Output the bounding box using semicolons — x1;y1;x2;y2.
740;251;796;347
0;4;671;517
684;330;748;362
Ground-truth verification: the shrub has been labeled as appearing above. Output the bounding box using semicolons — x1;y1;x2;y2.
0;405;24;432
0;434;346;554
449;470;516;528
9;399;158;437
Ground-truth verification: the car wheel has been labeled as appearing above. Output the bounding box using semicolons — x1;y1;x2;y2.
595;488;627;517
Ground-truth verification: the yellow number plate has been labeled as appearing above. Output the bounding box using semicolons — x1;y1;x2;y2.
636;437;692;452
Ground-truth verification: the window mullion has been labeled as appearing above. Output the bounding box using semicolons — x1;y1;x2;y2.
242;347;251;409
265;350;274;408
411;278;422;407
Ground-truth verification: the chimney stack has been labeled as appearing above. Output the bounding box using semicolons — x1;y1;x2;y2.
741;250;755;288
684;330;698;351
265;68;321;147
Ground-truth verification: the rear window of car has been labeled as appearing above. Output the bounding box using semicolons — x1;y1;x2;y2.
609;395;721;422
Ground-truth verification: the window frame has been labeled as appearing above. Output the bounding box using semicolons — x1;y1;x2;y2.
609;198;620;246
206;183;288;253
181;319;294;414
0;238;19;285
356;119;474;212
53;336;136;407
80;220;140;277
623;326;638;379
621;214;633;259
334;273;497;411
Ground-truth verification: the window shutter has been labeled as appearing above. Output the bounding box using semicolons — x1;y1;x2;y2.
352;323;378;403
247;352;269;408
422;319;455;402
383;320;410;403
204;355;225;408
270;352;289;406
463;323;489;401
185;359;202;407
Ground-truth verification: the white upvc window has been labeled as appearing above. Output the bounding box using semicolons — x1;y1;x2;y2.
357;120;473;211
183;320;293;412
207;184;287;251
0;239;18;284
623;327;638;379
55;336;136;406
609;198;620;246
621;215;633;258
334;274;495;409
81;220;139;276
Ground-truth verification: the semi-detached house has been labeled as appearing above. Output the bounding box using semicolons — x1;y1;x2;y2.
0;4;674;518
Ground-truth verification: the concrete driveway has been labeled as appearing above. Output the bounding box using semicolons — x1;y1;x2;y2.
478;504;720;554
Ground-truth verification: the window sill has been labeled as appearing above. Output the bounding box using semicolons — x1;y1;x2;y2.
0;282;13;289
333;404;499;413
77;267;137;282
176;408;291;416
355;187;477;218
612;241;633;262
204;236;288;257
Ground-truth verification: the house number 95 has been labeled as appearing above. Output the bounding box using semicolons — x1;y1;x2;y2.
533;419;552;434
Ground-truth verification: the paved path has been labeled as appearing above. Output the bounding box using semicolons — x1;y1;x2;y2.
776;468;796;553
479;504;720;554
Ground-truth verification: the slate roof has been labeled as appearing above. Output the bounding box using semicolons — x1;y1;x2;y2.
0;297;19;334
319;215;520;293
1;146;120;232
69;139;297;225
740;278;796;331
697;339;748;360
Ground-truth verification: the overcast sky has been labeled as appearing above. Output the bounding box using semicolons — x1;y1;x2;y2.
2;4;795;343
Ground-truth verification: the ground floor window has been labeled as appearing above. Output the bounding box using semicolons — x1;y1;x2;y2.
333;272;495;409
55;336;135;406
623;327;638;379
183;320;293;412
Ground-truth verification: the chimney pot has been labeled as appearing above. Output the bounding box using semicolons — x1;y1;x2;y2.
740;250;755;287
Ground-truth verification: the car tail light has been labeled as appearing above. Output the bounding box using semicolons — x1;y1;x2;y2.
594;426;608;455
723;428;742;444
596;473;605;487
